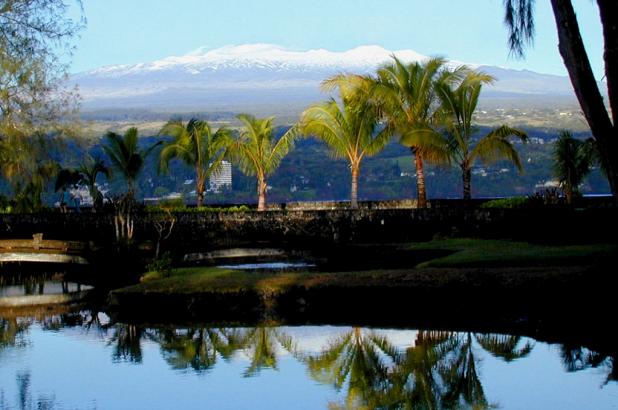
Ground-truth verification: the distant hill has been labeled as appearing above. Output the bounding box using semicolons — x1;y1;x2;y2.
72;44;588;115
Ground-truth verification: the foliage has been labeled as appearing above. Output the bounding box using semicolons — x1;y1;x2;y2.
0;0;83;130
372;57;459;207
144;203;250;213
145;252;173;278
436;70;527;200
159;118;232;206
553;131;596;204
228;114;298;211
0;130;60;211
480;196;530;209
102;127;161;198
301;74;390;208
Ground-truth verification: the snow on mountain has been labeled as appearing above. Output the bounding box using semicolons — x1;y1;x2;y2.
72;44;577;111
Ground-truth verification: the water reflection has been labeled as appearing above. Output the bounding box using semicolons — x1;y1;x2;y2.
0;312;616;410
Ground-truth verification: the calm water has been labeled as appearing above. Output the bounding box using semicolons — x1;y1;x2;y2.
1;311;616;409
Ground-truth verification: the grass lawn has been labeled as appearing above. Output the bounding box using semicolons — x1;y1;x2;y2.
405;238;616;268
114;238;616;296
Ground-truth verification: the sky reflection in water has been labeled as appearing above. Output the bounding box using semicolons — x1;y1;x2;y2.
0;312;616;410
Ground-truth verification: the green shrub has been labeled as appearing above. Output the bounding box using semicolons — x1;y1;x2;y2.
481;197;529;209
145;252;173;278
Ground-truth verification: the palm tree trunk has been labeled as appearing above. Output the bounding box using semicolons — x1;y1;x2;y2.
196;171;205;207
351;164;359;209
565;184;573;204
550;0;618;201
462;165;472;201
413;148;427;208
257;174;267;211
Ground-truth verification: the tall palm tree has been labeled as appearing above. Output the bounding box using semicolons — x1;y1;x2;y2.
301;74;391;209
102;127;161;198
78;156;110;211
373;57;460;208
159;118;232;207
228;114;298;211
553;131;596;204
436;71;527;200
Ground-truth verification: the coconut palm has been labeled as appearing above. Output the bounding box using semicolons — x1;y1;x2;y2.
553;131;596;204
54;167;82;208
159;118;232;207
228;114;298;211
77;156;110;211
475;333;533;363
373;57;461;208
306;327;400;409
436;71;527;200
389;331;459;409
301;74;391;209
102;127;161;198
157;327;246;373
238;326;301;377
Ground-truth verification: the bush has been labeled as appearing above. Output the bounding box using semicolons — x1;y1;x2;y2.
480;197;529;209
145;252;173;278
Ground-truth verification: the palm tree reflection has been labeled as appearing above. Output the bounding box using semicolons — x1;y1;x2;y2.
240;326;300;377
157;328;245;373
306;327;400;409
561;344;617;385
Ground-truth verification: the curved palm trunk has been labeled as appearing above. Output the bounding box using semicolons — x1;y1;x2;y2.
462;165;472;201
257;174;267;211
351;164;360;209
550;0;618;201
413;148;427;208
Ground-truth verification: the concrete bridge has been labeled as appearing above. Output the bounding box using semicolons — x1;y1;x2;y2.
0;233;89;265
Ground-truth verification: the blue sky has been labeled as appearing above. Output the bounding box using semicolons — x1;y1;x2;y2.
69;0;604;78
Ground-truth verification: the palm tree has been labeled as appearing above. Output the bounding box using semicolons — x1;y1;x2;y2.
373;57;460;208
157;327;245;373
102;127;161;198
306;327;400;409
475;333;533;363
159;118;232;207
54;167;82;208
228;114;298;211
436;71;527;200
502;1;618;202
301;74;391;209
78;156;110;211
553;131;596;204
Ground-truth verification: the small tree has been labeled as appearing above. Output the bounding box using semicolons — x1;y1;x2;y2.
436;71;527;200
159;118;232;207
228;114;298;211
102;127;161;199
553;131;596;204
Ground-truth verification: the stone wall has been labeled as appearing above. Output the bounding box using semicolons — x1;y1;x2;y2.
1;207;616;255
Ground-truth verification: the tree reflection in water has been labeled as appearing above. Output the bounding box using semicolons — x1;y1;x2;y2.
156;327;246;373
561;345;617;385
0;318;31;350
306;327;400;409
1;311;617;409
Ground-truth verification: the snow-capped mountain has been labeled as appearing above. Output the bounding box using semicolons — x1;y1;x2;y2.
72;44;579;111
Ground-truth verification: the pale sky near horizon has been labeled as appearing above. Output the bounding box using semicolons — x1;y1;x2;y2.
69;0;604;78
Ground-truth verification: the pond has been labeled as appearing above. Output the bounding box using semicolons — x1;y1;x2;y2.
1;311;616;409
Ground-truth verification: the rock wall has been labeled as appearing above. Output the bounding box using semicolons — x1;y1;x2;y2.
1;207;616;254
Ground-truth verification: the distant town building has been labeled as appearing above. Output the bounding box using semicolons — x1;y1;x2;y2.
209;161;232;193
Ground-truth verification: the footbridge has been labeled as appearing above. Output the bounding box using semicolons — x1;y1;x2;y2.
0;234;89;265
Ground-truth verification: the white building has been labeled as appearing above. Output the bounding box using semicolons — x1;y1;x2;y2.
209;161;232;193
